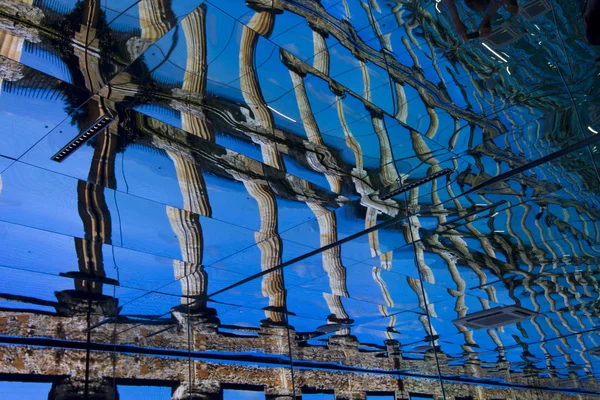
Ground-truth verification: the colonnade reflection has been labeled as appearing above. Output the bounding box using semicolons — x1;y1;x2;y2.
1;0;600;398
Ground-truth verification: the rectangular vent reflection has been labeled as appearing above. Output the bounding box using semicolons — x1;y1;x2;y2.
521;0;551;20
51;116;114;162
379;168;452;200
453;306;536;329
484;23;523;48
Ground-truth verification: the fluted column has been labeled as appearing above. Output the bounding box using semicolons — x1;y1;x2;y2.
73;0;104;91
166;151;211;216
165;152;210;309
239;11;284;170
365;207;393;266
244;180;286;324
336;95;372;194
88;125;118;189
167;204;218;332
237;9;290;326
76;181;111;245
370;110;399;187
73;122;116;295
180;4;213;141
311;28;329;75
167;206;207;304
139;0;174;40
0;30;25;100
360;60;371;103
289;69;341;193
394;81;408;123
308;203;349;299
290;35;350;321
311;25;371;196
0;31;24;60
373;267;396;340
57;101;118;315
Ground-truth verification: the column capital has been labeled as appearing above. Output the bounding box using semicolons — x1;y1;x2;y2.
246;0;284;14
173;381;221;400
307;20;329;38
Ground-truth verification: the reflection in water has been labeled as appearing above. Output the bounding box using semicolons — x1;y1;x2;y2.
1;0;600;398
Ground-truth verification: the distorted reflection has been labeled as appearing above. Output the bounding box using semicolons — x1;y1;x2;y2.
1;0;600;399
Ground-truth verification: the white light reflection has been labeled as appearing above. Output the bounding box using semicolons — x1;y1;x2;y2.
481;42;508;63
267;106;297;123
588;126;599;134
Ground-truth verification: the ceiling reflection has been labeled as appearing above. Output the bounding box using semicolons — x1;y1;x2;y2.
1;0;600;399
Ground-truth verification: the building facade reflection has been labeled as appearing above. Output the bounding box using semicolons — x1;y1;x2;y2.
1;0;600;399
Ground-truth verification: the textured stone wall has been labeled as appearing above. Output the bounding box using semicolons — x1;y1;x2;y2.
0;345;596;399
1;311;598;398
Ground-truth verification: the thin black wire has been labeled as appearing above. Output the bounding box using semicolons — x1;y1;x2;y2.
110;246;120;400
187;274;193;400
120;146;129;194
110;163;126;399
85;296;93;400
281;265;298;399
404;190;447;400
551;45;600;193
112;138;598;336
549;0;575;80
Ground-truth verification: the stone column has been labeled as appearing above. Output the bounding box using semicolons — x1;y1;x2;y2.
127;0;174;58
0;31;25;61
237;10;288;327
70;106;116;296
305;201;352;332
164;4;215;330
308;203;348;299
309;23;329;76
244;180;286;325
167;206;218;331
334;91;373;196
180;4;213;141
166;151;211;216
172;381;221;400
73;0;104;92
239;11;284;170
167;206;206;302
368;106;399;187
138;0;174;41
88;121;119;189
288;68;341;193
